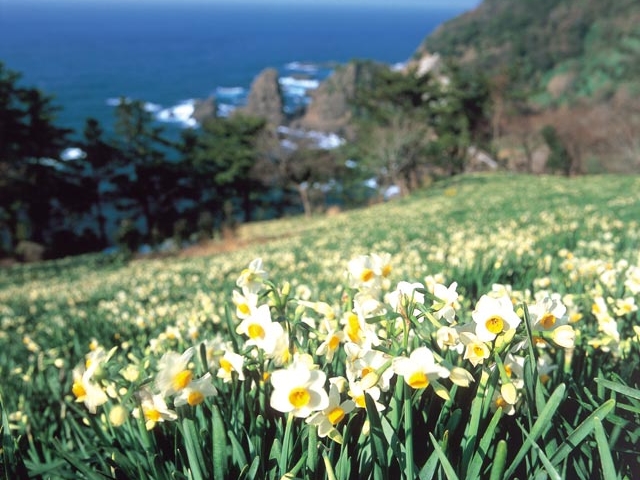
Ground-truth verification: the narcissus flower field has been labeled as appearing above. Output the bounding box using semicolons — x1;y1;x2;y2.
1;173;639;479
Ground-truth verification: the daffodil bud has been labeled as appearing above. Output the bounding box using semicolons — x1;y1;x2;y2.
500;382;518;405
551;325;576;348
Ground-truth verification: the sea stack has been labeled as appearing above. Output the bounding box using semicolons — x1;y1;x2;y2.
239;67;285;126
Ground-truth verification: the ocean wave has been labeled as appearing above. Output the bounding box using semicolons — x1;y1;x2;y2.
284;61;319;74
215;86;246;98
155;100;198;128
279;76;320;91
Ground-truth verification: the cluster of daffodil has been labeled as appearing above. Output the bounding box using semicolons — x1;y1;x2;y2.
70;253;584;441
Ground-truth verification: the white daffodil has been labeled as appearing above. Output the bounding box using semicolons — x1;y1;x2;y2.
386;281;425;317
270;359;329;418
528;295;568;332
392;346;449;390
236;258;268;294
71;362;108;414
472;294;521;342
236;304;283;356
306;379;355;439
232;289;259;320
460;331;491;367
216;350;245;383
174;373;217;407
154;347;195;397
432;281;460;324
345;345;394;392
133;388;177;430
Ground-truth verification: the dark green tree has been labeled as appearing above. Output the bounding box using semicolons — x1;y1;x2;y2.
186;114;269;227
0;62;73;252
111;98;181;245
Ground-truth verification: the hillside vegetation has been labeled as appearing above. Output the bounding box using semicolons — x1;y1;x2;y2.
1;173;639;478
420;0;640;105
419;0;640;174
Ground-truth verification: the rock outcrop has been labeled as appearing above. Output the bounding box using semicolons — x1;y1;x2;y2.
237;68;284;125
293;61;381;135
191;97;217;123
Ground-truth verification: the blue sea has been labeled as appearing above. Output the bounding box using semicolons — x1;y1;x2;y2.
0;1;473;140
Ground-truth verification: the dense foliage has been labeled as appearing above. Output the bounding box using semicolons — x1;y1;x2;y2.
0;59;493;260
420;0;640;105
0;174;638;479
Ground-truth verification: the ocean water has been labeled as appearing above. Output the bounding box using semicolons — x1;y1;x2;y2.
0;2;470;139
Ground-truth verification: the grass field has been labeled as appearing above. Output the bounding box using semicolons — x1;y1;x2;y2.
1;173;639;479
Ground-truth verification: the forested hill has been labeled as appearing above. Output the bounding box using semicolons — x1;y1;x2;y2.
418;0;640;107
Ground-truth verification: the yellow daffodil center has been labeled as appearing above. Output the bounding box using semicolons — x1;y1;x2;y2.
540;373;551;385
173;370;193;391
472;345;486;357
407;371;429;389
504;365;512;377
327;407;345;425
220;358;233;373
328;335;340;350
72;382;86;399
540;313;556;329
485;315;504;335
355;395;366;408
187;391;205;406
360;268;374;283
382;264;392;278
570;312;583;323
289;387;311;408
347;313;361;343
247;323;265;340
145;408;161;422
361;367;373;378
238;303;250;315
495;396;508;409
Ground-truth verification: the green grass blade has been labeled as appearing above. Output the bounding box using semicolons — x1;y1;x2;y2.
306;424;318;474
365;392;389;480
593;416;617;479
418;449;440;480
211;404;227;479
428;432;460;480
595;378;640;400
227;428;248;468
488;440;507;480
549;399;616;466
519;421;561;480
503;383;566;478
182;418;206;480
466;407;502;479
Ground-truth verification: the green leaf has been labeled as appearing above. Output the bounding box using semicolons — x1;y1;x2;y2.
549;399;616;466
418;449;439;480
466;407;502;479
212;404;227;479
595;377;640;401
503;383;566;478
306;424;318;474
593;416;617;479
428;432;460;480
227;428;248;468
182;418;206;480
365;392;389;480
488;440;507;480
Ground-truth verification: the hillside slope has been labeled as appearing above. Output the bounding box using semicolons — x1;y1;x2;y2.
417;0;640;173
419;0;640;105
